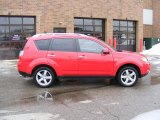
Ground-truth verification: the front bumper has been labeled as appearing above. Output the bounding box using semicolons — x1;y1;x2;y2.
141;62;150;77
141;70;150;77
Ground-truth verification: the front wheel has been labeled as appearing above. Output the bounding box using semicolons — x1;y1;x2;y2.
117;66;139;87
33;67;55;88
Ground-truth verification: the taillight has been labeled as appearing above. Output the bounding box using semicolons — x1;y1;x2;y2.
19;50;24;56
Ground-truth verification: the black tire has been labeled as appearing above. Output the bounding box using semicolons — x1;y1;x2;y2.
33;67;55;88
117;66;138;87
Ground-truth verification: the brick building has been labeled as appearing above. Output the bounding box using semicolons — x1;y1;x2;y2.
143;0;160;38
0;0;158;59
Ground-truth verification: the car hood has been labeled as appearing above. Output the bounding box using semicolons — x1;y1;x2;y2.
115;50;146;58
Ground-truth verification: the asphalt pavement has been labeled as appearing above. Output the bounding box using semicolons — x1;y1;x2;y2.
0;55;160;120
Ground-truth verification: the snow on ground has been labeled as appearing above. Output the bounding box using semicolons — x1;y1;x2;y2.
141;43;160;55
141;43;160;65
0;113;61;120
131;109;160;120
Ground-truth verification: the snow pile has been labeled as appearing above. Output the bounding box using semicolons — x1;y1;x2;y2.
131;109;160;120
141;43;160;55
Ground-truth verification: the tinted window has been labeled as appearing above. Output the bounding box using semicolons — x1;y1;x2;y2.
50;38;76;52
35;39;51;50
78;39;104;53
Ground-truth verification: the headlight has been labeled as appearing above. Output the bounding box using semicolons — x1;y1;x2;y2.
141;57;148;63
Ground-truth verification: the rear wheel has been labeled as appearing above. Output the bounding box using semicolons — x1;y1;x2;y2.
33;67;55;88
117;66;138;87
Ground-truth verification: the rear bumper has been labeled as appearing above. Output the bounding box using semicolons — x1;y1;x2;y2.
17;59;32;76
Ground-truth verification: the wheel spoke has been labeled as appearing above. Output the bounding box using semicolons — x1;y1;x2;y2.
43;70;47;76
129;76;136;82
45;76;52;79
38;78;43;82
126;70;129;75
130;72;136;77
37;72;43;77
121;75;127;79
43;79;48;84
124;78;129;84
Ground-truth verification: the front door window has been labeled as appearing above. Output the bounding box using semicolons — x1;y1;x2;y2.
78;38;104;53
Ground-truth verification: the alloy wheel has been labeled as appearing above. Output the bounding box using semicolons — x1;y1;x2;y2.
120;69;137;86
36;69;52;87
117;66;138;87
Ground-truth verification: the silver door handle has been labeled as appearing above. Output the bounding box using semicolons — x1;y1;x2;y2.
48;54;55;57
79;55;85;58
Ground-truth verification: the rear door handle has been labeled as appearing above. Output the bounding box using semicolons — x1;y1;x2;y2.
79;55;85;59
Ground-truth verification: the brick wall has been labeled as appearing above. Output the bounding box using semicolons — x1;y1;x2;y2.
143;0;153;38
152;0;160;38
0;0;143;51
143;0;160;38
143;0;153;9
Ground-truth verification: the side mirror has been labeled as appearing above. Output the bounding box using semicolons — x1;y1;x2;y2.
102;48;110;54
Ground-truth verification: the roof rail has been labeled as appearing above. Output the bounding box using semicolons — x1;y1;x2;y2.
32;33;88;38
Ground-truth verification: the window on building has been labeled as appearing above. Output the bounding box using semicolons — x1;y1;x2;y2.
50;38;76;52
0;16;35;50
113;20;136;51
0;16;35;41
74;18;105;41
53;28;66;33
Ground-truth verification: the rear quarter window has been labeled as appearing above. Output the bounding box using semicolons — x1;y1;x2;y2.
35;39;51;50
50;38;76;52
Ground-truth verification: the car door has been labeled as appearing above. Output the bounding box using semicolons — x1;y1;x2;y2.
77;38;114;76
47;38;78;76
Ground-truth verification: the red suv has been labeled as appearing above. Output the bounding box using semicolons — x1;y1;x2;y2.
17;33;150;88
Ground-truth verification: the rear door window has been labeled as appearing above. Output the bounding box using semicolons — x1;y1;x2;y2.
35;39;51;50
50;38;76;52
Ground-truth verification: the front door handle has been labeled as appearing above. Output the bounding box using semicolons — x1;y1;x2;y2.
48;54;55;57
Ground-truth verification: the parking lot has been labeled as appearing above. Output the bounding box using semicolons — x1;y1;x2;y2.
0;55;160;120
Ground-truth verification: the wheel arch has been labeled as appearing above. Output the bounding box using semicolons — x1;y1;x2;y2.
31;64;57;77
116;64;141;78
